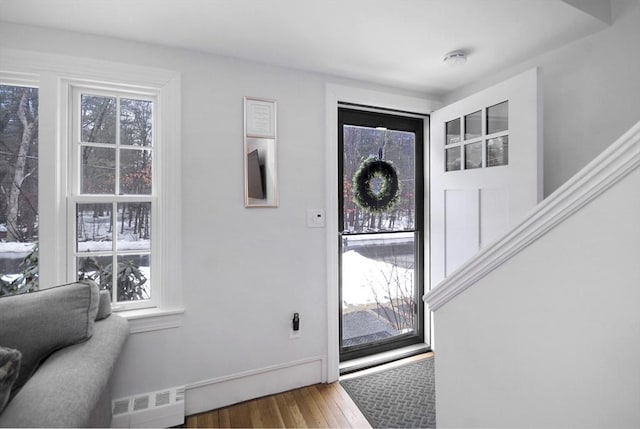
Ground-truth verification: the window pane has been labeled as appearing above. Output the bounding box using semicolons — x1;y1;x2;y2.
116;254;150;301
487;135;509;167
120;98;153;147
341;233;416;347
117;203;151;252
464;110;481;140
77;255;113;293
446;146;461;171
77;203;113;252
342;125;415;234
464;142;482;169
0;85;39;293
82;146;115;194
487;101;508;134
81;95;116;144
120;149;152;195
445;118;460;145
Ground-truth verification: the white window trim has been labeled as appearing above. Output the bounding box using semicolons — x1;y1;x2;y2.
1;48;183;331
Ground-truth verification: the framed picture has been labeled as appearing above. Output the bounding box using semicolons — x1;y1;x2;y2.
245;97;276;139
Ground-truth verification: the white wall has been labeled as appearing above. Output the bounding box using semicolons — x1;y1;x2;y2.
445;0;640;197
0;22;434;412
433;163;640;427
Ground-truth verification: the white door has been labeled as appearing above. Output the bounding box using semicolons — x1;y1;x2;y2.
430;68;542;287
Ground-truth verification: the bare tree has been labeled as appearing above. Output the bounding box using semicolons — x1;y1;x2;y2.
5;88;37;241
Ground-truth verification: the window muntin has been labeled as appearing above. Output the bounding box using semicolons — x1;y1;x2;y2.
72;87;156;310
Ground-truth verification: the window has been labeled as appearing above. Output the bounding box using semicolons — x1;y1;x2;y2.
70;86;157;310
444;100;509;171
0;83;39;295
2;49;182;330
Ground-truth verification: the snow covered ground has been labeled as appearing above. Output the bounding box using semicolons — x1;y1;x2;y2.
341;250;414;307
0;241;35;255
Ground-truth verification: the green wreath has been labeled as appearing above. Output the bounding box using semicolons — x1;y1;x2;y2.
352;157;400;213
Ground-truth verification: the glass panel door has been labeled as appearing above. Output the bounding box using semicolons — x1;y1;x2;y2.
339;108;424;361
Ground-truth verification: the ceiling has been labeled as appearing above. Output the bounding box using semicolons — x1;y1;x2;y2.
0;0;611;96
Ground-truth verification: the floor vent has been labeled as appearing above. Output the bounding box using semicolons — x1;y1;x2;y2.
111;386;185;428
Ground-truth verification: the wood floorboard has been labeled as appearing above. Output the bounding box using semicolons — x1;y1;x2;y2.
182;353;432;428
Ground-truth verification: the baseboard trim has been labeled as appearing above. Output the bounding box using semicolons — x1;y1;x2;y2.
184;356;326;415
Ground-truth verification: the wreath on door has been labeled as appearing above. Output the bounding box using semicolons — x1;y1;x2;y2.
352;155;400;214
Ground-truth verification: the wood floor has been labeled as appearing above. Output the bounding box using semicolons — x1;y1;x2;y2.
185;352;433;428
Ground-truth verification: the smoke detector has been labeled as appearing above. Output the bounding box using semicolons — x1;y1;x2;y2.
443;50;467;67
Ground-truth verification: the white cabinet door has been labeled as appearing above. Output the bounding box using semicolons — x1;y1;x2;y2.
430;68;542;286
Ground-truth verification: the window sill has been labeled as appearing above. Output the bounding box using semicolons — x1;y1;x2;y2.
115;307;184;334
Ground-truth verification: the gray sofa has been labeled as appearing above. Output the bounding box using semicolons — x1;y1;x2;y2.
0;281;129;428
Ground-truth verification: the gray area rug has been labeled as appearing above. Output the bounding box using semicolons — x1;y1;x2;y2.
340;357;436;428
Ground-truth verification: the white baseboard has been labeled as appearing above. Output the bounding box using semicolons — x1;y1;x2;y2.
184;356;326;415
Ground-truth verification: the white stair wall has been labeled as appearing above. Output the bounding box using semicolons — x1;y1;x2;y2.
425;119;640;427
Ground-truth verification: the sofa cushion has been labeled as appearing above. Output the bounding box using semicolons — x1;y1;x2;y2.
0;346;21;414
0;281;99;395
96;289;112;321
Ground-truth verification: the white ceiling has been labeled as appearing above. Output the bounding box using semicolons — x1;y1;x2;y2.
0;0;610;96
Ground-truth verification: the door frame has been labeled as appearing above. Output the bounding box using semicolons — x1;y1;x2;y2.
324;84;439;382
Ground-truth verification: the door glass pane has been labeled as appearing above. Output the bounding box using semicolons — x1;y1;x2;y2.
465;142;482;169
446;146;461;171
342;125;415;234
445;118;460;145
487;135;509;167
342;233;416;347
487;101;508;134
81;94;116;144
0;85;39;293
464;110;481;140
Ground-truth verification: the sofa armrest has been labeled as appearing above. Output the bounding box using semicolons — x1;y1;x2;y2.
0;315;129;428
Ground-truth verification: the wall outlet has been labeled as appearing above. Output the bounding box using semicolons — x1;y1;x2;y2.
290;312;301;339
306;209;325;228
